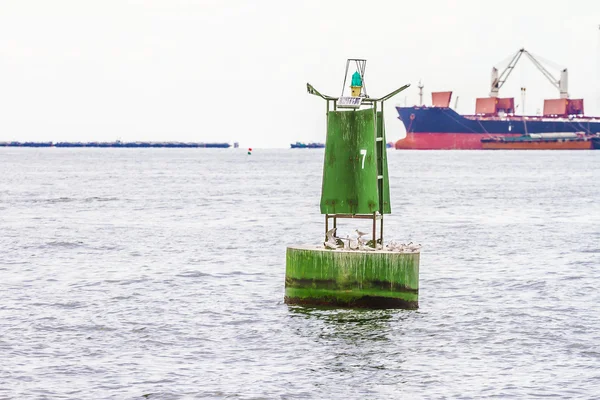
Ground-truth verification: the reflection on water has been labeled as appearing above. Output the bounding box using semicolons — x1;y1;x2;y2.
286;307;416;373
288;306;398;341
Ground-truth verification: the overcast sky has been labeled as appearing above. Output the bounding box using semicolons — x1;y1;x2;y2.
1;0;599;147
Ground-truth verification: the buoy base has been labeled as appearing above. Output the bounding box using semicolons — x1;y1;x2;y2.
285;246;420;309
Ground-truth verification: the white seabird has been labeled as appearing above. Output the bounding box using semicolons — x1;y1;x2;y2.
326;227;337;242
324;227;342;250
355;229;369;239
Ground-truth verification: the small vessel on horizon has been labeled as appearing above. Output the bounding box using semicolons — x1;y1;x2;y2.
290;142;325;149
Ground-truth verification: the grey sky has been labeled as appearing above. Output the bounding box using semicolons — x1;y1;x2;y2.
1;0;599;147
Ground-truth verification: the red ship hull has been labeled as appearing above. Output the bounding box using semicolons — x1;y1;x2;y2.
394;133;522;150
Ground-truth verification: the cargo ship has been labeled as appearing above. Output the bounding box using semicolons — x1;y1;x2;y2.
395;49;600;150
481;132;598;150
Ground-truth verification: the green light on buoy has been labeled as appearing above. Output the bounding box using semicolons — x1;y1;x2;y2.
350;71;362;97
351;71;362;87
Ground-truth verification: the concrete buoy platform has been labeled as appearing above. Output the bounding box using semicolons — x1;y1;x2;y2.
285;246;419;309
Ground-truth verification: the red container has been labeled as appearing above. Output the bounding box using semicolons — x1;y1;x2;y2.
496;98;515;113
431;91;452;108
475;98;498;115
543;99;568;116
567;99;584;115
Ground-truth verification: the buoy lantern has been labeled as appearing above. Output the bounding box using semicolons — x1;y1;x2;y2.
350;70;362;97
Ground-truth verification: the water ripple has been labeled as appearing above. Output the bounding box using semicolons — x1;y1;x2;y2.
1;149;600;398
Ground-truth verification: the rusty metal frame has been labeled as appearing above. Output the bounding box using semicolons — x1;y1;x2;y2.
325;213;383;247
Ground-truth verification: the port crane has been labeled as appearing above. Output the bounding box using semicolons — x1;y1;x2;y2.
489;48;569;99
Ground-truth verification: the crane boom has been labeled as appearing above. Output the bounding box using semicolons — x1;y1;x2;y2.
489;48;569;98
523;52;559;87
490;49;524;97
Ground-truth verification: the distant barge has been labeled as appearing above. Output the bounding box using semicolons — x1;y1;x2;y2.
0;141;232;148
290;142;325;149
481;133;598;150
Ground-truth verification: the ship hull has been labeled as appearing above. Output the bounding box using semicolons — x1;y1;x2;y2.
395;106;600;150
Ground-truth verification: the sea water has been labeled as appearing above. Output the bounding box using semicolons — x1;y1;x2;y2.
1;148;600;399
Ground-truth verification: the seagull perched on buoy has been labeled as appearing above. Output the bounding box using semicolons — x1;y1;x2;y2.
359;241;375;251
408;243;422;252
342;235;352;250
324;240;339;250
355;229;368;239
326;228;337;241
324;227;342;250
386;242;422;253
355;229;369;246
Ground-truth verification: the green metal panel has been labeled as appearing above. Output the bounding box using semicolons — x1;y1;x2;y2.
377;111;391;214
321;109;391;214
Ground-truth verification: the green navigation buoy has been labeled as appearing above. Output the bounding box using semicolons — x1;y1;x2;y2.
285;59;420;309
